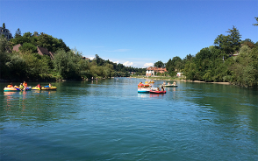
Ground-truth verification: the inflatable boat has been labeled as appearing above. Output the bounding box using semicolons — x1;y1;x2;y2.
4;86;31;92
149;90;166;94
32;86;57;90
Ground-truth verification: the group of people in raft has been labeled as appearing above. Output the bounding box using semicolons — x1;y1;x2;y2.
138;82;166;91
7;81;52;91
163;81;177;86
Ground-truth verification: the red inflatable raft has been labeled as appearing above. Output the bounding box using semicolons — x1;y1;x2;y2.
149;90;166;94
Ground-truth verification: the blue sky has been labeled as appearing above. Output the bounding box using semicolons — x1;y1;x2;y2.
1;0;257;67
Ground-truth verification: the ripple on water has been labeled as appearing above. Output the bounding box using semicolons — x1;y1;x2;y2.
0;80;257;161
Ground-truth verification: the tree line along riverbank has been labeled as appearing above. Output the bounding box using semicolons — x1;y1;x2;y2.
157;25;258;87
1;21;258;87
0;28;146;82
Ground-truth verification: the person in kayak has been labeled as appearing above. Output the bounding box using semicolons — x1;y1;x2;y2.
138;82;144;87
7;83;13;88
19;83;24;91
161;86;164;91
23;81;27;90
49;83;52;87
36;84;41;89
163;81;166;85
172;81;177;86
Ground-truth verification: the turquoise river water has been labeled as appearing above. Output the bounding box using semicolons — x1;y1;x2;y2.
0;78;257;161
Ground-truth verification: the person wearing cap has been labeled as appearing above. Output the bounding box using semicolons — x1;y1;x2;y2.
19;83;24;91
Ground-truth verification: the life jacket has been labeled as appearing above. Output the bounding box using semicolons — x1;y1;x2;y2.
7;85;13;88
23;83;27;87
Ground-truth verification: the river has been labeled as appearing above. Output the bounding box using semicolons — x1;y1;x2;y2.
0;78;257;161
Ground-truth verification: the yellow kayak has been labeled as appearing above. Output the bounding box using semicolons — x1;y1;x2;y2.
32;86;57;90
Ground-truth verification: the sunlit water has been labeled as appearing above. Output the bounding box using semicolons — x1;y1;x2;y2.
0;78;257;161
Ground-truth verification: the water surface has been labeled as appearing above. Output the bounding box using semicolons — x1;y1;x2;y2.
0;78;257;161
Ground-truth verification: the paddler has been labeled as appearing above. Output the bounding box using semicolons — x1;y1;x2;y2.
19;83;24;91
23;81;27;90
49;83;52;87
36;84;41;90
138;82;144;87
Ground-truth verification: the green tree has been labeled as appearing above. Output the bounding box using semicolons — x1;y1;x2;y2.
2;23;5;29
253;17;258;26
15;28;21;37
241;39;255;49
227;26;241;53
19;42;37;53
214;26;241;55
154;61;164;68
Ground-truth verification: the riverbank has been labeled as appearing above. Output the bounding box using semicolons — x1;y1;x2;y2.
129;76;231;85
183;80;230;85
130;75;183;80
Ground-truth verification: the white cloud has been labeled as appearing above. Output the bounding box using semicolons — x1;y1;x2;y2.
110;60;119;64
144;63;153;67
123;61;134;66
89;57;95;60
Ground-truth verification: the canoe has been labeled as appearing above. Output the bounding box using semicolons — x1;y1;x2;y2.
149;90;166;94
4;86;31;92
163;85;178;87
32;86;57;90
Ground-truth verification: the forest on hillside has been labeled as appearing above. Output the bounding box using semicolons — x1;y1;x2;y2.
0;29;146;81
162;25;258;87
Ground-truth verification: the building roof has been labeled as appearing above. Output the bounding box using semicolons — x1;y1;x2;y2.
146;66;167;72
13;44;22;52
37;46;50;56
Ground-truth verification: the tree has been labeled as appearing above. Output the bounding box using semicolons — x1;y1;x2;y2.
19;42;37;53
214;26;241;55
154;61;164;68
227;26;241;52
253;17;258;26
15;28;21;37
241;39;255;49
33;31;39;36
2;23;5;29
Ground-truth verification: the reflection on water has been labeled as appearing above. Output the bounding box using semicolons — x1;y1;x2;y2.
149;93;165;98
0;79;257;161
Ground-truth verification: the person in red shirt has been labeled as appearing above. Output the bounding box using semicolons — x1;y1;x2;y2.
23;81;28;90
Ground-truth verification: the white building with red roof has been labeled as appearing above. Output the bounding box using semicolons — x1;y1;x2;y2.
146;67;167;76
